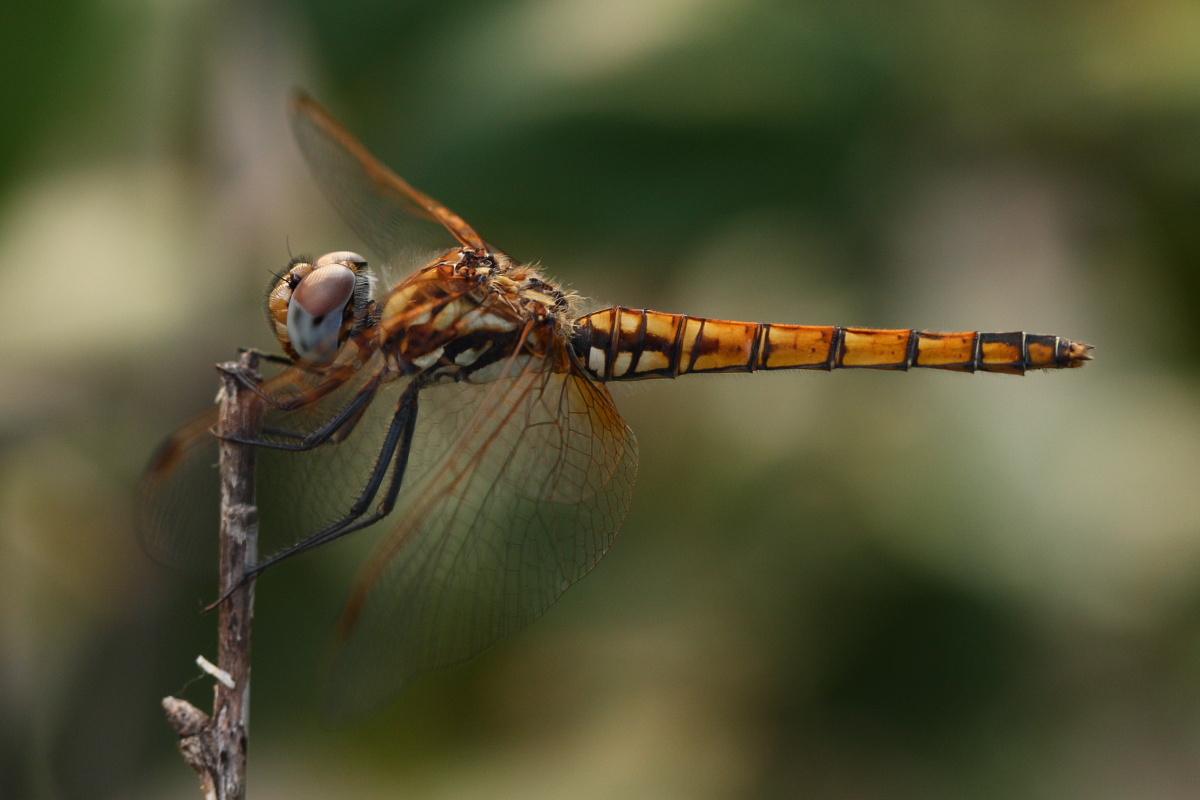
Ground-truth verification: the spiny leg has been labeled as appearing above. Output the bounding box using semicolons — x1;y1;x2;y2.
218;375;381;452
279;377;422;551
220;360;361;412
245;382;421;579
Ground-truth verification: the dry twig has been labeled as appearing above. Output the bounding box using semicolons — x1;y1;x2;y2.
162;351;264;800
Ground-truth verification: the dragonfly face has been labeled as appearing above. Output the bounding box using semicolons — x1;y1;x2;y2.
140;93;1090;720
267;251;373;364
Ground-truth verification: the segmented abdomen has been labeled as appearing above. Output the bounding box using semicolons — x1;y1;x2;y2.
571;307;1091;381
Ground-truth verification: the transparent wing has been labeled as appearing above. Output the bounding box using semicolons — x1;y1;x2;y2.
290;93;486;271
137;351;393;571
137;405;221;569
325;363;638;721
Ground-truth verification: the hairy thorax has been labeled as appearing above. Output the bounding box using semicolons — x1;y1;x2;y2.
376;248;574;384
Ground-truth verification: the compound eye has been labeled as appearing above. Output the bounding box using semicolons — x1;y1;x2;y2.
286;263;356;363
314;251;367;269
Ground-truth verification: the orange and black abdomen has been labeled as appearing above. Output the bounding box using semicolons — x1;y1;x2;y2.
571;307;1091;381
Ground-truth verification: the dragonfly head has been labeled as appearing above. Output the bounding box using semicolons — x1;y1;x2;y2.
266;251;374;364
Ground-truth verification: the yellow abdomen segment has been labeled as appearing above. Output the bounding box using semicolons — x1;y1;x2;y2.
571;308;1091;380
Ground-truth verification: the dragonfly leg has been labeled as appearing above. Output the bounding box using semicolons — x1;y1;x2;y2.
245;382;421;577
218;361;356;412
269;377;421;551
216;376;381;452
236;347;293;366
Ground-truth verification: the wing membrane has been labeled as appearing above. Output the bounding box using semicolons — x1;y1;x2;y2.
137;406;222;569
325;365;637;721
290;93;485;271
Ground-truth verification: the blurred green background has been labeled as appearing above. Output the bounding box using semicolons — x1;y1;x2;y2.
2;0;1199;798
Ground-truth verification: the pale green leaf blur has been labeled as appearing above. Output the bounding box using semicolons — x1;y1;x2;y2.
1;1;1198;798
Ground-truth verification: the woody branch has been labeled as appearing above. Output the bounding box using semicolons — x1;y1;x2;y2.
161;350;263;800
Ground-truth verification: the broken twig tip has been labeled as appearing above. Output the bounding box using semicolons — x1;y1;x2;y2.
196;655;236;689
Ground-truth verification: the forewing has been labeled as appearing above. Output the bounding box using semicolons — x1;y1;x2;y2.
325;366;638;720
290;93;485;271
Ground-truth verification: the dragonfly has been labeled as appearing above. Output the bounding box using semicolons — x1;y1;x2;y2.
140;93;1092;720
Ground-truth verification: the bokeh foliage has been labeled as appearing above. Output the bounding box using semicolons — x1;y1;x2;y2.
2;1;1199;798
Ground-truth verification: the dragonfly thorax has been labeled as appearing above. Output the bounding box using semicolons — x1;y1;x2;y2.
376;249;572;384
